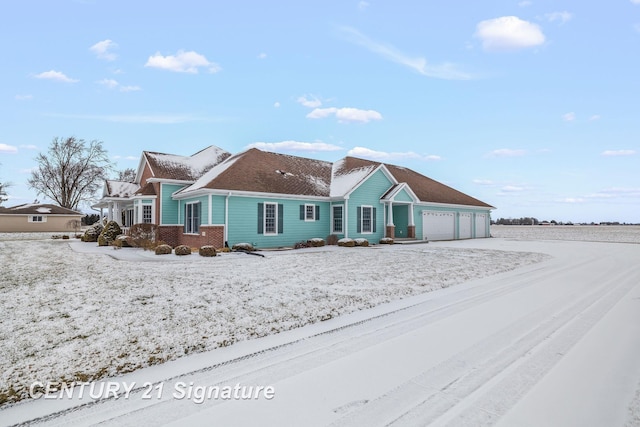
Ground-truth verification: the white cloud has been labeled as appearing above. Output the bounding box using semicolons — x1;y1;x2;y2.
112;155;138;160
98;78;119;89
358;1;370;10
585;187;640;199
338;26;472;80
0;143;18;153
33;70;78;83
347;146;441;162
545;11;572;24
489;148;527;157
560;197;585;203
306;107;383;123
247;141;343;152
145;50;221;74
518;1;532;7
601;150;636;157
15;94;33;100
273;102;281;108
631;0;640;4
97;78;141;92
589;114;601;121
475;16;545;52
297;95;322;108
19;144;38;150
501;185;525;192
562;112;576;121
257;52;267;59
90;39;118;61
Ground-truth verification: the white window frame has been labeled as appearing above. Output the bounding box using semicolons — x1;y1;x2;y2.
185;201;200;234
142;205;152;224
332;205;343;233
361;205;373;234
264;202;278;235
304;204;316;222
28;215;46;223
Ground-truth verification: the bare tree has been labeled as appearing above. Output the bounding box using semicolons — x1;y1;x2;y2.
117;167;137;183
0;163;10;206
28;137;113;210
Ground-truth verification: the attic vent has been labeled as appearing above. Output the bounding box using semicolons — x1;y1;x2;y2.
275;169;294;177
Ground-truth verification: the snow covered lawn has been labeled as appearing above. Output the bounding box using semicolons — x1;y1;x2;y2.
0;235;547;406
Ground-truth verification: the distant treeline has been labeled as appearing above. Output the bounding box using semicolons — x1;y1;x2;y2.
492;217;638;226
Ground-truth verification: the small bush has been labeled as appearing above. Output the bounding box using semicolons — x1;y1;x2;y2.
232;242;254;251
98;221;122;246
326;234;339;246
62;235;70;240
338;238;355;247
199;245;217;257
354;238;369;247
113;235;133;248
174;245;192;256
308;238;325;247
294;241;309;249
155;244;172;255
379;237;394;244
129;223;158;250
51;235;62;240
82;222;103;242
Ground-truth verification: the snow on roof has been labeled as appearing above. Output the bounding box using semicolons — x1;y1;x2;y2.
106;180;140;198
145;145;231;181
36;207;52;213
330;159;377;197
178;155;241;194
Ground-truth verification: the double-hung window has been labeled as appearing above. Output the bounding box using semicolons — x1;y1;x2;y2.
142;205;152;224
264;202;277;235
184;202;200;234
361;206;373;233
332;205;343;233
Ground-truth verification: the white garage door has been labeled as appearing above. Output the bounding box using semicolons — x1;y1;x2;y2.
459;213;472;239
475;213;487;238
423;211;455;241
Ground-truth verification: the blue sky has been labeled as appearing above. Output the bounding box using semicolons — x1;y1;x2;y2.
1;0;639;223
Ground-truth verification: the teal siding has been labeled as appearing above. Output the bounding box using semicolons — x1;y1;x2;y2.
347;169;393;241
161;184;185;225
212;195;226;224
394;188;413;203
227;197;331;248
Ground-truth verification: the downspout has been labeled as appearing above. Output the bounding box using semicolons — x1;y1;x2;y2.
344;196;349;238
225;192;231;246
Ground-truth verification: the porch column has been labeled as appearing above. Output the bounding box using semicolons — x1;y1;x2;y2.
386;201;395;238
107;203;113;222
408;203;416;238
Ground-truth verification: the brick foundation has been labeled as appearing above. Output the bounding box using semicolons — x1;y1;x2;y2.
386;225;395;239
179;226;225;249
407;225;416;238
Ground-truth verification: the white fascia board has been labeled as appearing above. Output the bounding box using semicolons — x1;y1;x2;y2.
417;201;495;211
134;154;149;185
382;182;419;203
146;178;194;185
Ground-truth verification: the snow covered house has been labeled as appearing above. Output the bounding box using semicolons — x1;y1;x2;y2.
0;203;83;232
94;145;494;248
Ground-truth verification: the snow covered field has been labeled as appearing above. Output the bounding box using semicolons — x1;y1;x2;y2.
2;227;640;427
491;224;640;243
0;233;545;409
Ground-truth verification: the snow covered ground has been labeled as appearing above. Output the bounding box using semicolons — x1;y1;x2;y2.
2;227;640;426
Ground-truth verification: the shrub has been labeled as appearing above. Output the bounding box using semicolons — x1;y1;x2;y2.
308;238;325;247
155;244;172;255
62;235;70;240
129;223;158;250
232;242;254;251
326;234;339;246
379;237;394;244
199;245;217;257
98;221;122;246
174;245;192;256
338;238;355;247
82;222;103;242
294;241;309;249
113;235;133;248
354;238;369;247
